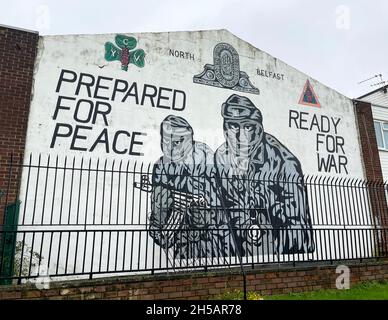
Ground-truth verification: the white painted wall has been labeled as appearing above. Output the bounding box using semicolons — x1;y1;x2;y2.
24;30;363;177
17;30;370;279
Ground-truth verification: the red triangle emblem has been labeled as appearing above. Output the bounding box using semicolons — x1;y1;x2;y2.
298;80;321;107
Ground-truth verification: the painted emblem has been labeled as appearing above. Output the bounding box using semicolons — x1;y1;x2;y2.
104;35;145;71
299;79;321;107
214;43;240;88
193;43;259;95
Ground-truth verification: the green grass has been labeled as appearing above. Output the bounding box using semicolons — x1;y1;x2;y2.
215;290;264;300
267;281;388;300
216;281;388;300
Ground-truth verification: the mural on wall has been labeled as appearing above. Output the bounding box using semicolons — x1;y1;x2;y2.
142;94;315;260
299;79;321;107
104;34;145;71
215;94;315;255
145;115;229;259
193;43;260;95
21;30;367;275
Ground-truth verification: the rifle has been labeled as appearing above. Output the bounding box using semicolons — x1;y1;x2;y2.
134;174;209;245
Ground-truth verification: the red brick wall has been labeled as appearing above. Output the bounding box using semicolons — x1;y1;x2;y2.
354;100;388;256
354;100;384;182
0;26;38;225
0;260;388;300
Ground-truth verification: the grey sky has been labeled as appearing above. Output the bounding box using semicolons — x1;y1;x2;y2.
1;0;386;98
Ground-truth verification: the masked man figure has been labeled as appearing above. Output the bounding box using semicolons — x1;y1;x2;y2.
149;115;229;262
214;94;315;256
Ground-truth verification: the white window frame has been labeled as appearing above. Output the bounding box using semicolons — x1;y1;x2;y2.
374;119;388;151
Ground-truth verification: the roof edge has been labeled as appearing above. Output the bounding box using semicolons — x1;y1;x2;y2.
0;24;38;34
38;28;227;37
357;84;388;99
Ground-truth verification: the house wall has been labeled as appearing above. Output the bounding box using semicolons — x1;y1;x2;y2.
359;86;388;180
24;30;364;177
0;25;39;225
2;27;386;282
361;87;388;107
15;30;374;278
371;104;388;180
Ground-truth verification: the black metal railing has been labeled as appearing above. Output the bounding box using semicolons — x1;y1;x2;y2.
0;154;387;285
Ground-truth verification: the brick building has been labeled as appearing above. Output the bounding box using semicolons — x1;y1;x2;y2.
358;85;388;180
0;24;387;299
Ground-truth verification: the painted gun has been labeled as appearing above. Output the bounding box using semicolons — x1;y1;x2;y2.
134;174;208;207
134;174;209;245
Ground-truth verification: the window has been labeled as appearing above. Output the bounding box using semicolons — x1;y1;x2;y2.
374;120;388;150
